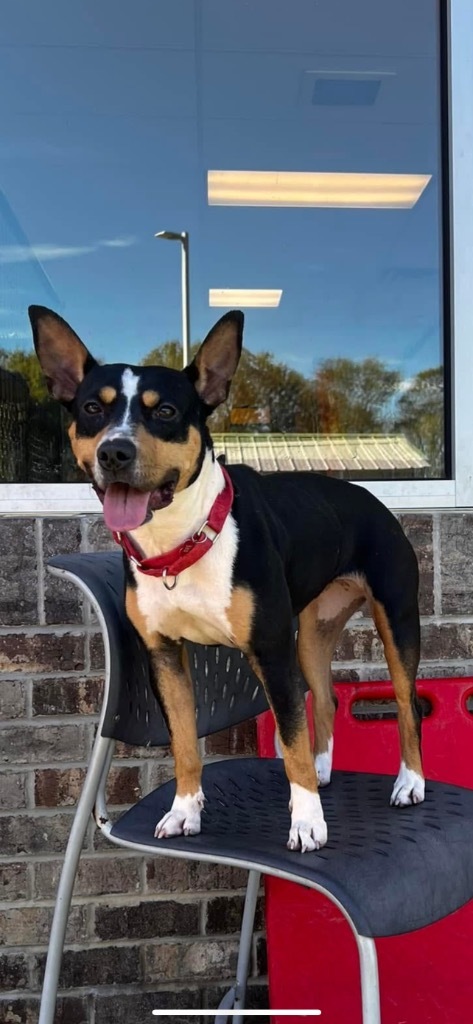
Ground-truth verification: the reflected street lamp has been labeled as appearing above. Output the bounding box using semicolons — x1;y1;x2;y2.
154;230;190;368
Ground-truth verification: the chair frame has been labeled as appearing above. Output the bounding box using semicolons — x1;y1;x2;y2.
38;562;381;1024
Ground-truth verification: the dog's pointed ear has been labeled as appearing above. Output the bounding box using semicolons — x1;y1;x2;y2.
185;310;243;410
28;305;97;404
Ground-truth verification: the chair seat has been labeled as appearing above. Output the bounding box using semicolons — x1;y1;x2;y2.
110;759;473;938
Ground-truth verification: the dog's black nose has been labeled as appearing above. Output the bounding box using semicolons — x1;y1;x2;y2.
97;438;137;473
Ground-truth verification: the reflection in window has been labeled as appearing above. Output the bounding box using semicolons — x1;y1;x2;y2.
0;0;445;483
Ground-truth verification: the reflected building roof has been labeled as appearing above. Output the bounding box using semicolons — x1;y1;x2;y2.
213;433;428;473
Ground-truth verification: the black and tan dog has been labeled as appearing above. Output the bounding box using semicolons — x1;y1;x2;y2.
29;305;424;852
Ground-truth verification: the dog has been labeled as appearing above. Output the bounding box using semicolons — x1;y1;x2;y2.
29;304;424;852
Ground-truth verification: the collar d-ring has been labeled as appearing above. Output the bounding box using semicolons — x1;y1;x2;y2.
162;568;179;590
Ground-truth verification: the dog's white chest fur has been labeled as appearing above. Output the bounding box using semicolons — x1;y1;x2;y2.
134;515;238;644
131;455;239;646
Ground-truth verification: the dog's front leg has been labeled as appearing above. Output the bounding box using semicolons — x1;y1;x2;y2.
150;643;204;838
125;590;203;837
250;639;327;853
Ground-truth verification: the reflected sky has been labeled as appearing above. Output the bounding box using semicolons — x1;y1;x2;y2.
0;0;442;378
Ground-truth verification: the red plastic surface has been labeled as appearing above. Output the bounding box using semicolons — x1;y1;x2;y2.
257;678;473;1024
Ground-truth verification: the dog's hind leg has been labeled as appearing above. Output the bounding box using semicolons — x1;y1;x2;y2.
249;634;327;851
372;596;424;807
298;580;365;787
249;627;327;852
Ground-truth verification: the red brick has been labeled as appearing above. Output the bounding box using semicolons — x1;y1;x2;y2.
145;858;189;893
417;662;473;679
0;863;29;900
33;757;138;807
33;856;142;900
0;632;85;675
89;633;105;671
114;740;170;760
420;623;473;662
206;982;269;1013
145;858;247;894
334;627;378;662
332;668;366;682
35;767;86;807
147;761;177;789
0;952;29;991
398;514;434;616
0;519;37;626
205;895;264;934
204;719;257;756
32;945;141;989
43;519;82;625
254;935;267;976
33;676;103;716
0;680;28;720
0;996;89;1024
144;938;239;982
0;723;90;764
0;772;27;811
34;762;140;808
56;996;90;1024
0;813;85;857
440;513;473;614
86;517;117;553
33;762;140;809
94;989;200;1024
0;905;87;946
94;899;199;940
107;765;141;804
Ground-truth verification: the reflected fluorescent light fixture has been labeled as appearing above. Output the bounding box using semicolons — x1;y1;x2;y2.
209;288;282;308
207;171;431;209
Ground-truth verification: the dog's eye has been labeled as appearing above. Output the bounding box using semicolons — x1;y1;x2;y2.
154;403;177;421
83;401;102;416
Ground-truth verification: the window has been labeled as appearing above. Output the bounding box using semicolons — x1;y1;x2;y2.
0;0;471;513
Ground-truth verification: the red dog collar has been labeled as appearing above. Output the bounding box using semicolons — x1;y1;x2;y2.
113;465;234;589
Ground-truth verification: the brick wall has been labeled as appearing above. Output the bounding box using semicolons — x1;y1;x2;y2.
1;510;473;1022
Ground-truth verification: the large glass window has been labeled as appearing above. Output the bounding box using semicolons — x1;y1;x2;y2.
0;0;446;484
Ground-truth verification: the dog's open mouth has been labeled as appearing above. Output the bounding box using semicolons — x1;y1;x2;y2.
94;478;177;532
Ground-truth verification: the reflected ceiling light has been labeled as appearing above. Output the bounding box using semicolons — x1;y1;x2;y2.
209;288;282;308
207;171;431;209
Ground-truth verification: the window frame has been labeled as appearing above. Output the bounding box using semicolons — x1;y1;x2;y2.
0;0;470;515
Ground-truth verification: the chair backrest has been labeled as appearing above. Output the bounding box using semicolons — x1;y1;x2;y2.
258;678;473;787
48;551;270;747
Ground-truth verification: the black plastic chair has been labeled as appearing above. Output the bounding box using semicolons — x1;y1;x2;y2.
39;551;473;1024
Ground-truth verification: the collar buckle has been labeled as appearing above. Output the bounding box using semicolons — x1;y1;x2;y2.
192;520;218;545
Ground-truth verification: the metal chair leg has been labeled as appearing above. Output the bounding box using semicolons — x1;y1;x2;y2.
38;735;114;1024
232;869;261;1024
356;933;381;1024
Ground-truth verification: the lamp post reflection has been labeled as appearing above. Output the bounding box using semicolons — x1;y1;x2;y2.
155;230;190;368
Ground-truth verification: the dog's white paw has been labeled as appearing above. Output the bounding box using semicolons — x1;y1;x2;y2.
155;789;204;838
288;818;328;852
315;737;333;787
390;762;425;807
287;784;328;852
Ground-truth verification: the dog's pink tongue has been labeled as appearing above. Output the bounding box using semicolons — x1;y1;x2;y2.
103;484;151;532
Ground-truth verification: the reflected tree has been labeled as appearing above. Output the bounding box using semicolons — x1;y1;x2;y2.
395;366;443;475
313;357;401;433
141;342;316;432
0;348;76;482
0;348;49;402
141;339;199;370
